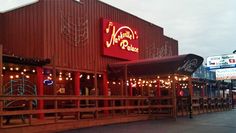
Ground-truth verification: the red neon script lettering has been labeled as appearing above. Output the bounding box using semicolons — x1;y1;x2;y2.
105;22;139;53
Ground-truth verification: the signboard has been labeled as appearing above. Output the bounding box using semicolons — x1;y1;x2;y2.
102;19;139;60
215;68;236;80
207;54;236;70
177;54;204;75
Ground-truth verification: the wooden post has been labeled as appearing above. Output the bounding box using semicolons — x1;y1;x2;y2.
36;67;44;119
129;83;133;96
172;75;177;120
156;79;160;96
74;71;80;119
103;72;109;116
124;65;128;115
92;60;99;118
188;76;193;119
52;55;58;122
124;65;128;96
188;77;193;96
121;79;124;96
0;45;3;127
201;84;205;97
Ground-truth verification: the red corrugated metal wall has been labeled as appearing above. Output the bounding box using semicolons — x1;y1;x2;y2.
2;2;43;58
0;13;4;45
0;13;3;45
164;36;179;56
1;0;178;73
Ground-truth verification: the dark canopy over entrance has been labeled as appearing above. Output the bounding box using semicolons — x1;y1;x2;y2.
3;54;50;66
107;54;203;79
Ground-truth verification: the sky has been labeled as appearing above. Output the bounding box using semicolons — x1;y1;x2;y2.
0;0;236;61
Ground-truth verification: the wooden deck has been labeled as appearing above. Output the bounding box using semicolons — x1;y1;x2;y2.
0;95;232;133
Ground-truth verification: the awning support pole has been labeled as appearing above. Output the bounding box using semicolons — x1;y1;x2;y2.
36;67;44;119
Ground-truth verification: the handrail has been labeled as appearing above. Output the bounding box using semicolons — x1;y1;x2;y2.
0;95;174;116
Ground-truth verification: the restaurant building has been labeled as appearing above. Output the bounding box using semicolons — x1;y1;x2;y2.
0;0;230;133
0;0;180;97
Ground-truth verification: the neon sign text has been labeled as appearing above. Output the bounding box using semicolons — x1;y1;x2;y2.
105;22;139;53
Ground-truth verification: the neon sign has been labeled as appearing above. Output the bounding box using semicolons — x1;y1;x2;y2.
43;79;53;86
102;19;139;60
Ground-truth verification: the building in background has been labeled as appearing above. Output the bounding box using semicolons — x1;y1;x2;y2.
192;65;216;80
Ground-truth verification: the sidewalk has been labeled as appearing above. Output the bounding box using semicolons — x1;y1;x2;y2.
60;109;236;133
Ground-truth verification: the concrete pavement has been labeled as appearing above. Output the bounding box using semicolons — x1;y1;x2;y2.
60;109;236;133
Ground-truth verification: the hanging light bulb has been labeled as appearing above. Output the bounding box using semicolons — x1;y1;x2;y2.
10;75;14;79
87;75;90;80
3;66;6;70
15;75;19;78
26;75;30;78
80;74;83;78
23;69;27;72
132;83;137;87
32;69;36;73
59;77;62;81
10;68;13;71
15;67;19;71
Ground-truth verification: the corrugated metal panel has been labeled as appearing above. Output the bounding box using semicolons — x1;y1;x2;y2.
2;2;43;58
0;13;3;45
2;0;178;73
164;36;178;56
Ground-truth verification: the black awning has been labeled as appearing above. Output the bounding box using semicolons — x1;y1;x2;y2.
3;54;50;66
107;54;203;79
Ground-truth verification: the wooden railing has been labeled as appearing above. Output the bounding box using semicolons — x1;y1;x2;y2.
0;95;174;128
177;96;232;116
